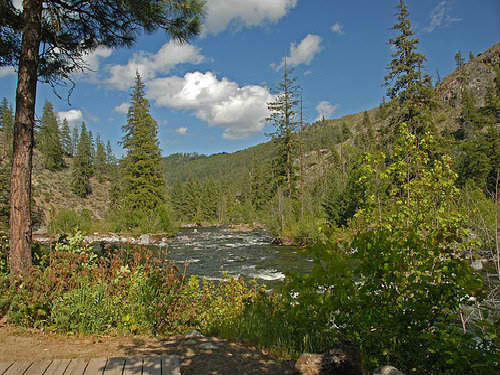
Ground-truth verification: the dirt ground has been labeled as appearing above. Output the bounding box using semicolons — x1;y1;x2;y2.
0;326;296;375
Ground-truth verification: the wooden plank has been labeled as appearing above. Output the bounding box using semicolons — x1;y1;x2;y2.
162;356;180;375
103;357;124;375
122;358;142;375
24;360;52;375
65;358;89;375
142;357;161;375
43;359;71;375
4;361;32;375
0;362;14;375
84;358;107;375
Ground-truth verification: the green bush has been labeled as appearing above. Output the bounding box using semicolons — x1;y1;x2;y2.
0;232;259;337
48;208;92;234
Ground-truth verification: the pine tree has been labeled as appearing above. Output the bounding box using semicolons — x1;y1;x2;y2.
384;0;435;137
0;97;14;159
469;51;475;62
94;135;107;183
120;72;166;215
60;119;73;156
266;59;300;197
71;122;92;197
71;126;79;157
455;50;465;69
38;101;65;170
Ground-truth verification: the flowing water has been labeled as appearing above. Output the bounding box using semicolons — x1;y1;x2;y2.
165;227;314;284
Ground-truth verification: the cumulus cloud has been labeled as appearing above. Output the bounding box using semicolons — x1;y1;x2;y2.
0;66;15;78
147;71;273;140
106;41;206;90
203;0;297;35
315;101;338;121
330;23;344;35
113;103;130;114
57;109;83;128
425;1;462;32
274;34;323;71
176;127;188;135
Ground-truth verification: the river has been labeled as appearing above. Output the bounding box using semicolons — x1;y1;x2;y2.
166;226;314;284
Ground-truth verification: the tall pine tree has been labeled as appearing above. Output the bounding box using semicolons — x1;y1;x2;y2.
71;122;92;197
38;101;64;170
0;98;14;160
60;119;73;157
120;73;166;216
266;59;300;197
94;135;108;183
384;0;435;137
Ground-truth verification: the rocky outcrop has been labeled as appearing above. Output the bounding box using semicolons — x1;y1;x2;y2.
438;43;499;108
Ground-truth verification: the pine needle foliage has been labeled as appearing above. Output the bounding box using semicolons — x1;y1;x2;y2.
266;60;301;197
38;101;65;170
121;72;166;214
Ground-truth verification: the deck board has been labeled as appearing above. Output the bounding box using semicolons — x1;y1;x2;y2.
65;358;89;375
0;362;14;375
3;360;32;375
162;356;180;375
24;360;52;375
0;355;180;375
122;358;142;375
103;357;125;375
142;357;162;375
84;358;107;375
43;359;71;375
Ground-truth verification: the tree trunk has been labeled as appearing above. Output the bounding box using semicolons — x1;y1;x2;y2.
9;0;42;275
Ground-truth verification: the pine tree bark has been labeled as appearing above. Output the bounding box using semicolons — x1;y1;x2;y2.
9;0;42;274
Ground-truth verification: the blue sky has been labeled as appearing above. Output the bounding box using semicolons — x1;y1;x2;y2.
0;0;498;157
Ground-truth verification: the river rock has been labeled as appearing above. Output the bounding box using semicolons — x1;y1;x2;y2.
373;366;405;375
295;342;363;375
185;329;203;338
139;234;150;245
199;342;218;350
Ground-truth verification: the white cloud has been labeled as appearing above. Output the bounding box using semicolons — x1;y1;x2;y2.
425;1;462;32
147;71;273;140
176;127;188;135
0;66;16;78
203;0;298;35
274;34;323;71
315;101;338;121
57;110;83;128
113;103;130;114
106;41;206;90
330;23;344;35
12;0;22;10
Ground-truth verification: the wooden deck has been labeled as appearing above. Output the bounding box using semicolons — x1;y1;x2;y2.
0;356;180;375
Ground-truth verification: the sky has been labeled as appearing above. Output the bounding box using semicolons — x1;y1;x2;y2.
0;0;498;157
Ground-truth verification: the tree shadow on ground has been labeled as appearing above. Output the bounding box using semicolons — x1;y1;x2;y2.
114;335;296;375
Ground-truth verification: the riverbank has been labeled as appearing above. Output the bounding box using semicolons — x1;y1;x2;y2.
0;326;295;375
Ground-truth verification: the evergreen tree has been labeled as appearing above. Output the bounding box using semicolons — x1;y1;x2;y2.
71;122;92;197
60;119;73;156
455;50;465;69
0;97;14;159
384;0;435;137
469;51;475;62
266;59;300;197
38;101;65;170
120;73;166;215
71;126;79;157
94;135;107;183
